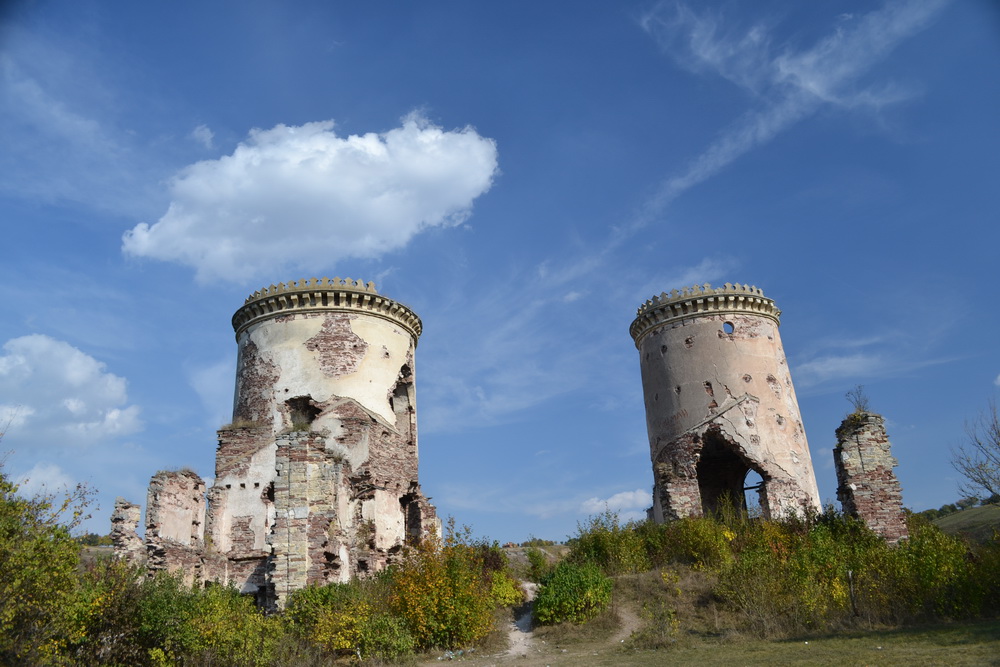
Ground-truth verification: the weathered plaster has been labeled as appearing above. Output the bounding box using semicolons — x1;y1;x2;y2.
632;283;821;521
116;278;437;609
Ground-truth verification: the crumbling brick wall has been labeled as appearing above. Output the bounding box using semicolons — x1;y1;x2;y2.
110;497;144;564
114;278;437;607
145;470;206;583
834;412;908;543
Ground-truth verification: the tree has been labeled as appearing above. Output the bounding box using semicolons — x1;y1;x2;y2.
0;429;94;663
951;399;1000;503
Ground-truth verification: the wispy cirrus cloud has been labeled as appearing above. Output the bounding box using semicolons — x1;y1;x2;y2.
631;0;950;229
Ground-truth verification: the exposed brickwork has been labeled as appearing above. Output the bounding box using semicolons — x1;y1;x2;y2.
215;426;272;479
834;412;908;544
233;339;280;424
305;312;368;377
145;470;206;583
118;279;437;609
632;284;821;522
110;497;144;564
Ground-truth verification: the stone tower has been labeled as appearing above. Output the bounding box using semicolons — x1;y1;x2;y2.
121;278;437;609
630;283;820;521
834;412;908;543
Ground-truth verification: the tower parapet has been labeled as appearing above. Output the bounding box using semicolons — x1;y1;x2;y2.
630;283;819;521
631;283;779;346
233;277;422;340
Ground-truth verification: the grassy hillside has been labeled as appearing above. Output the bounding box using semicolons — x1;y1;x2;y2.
932;504;1000;543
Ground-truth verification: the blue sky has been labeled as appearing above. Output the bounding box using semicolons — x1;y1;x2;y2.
1;0;998;542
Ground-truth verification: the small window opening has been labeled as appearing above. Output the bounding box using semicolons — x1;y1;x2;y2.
286;395;321;431
723;321;735;334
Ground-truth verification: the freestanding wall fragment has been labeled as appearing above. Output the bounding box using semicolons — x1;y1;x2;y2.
834;412;908;543
630;283;820;521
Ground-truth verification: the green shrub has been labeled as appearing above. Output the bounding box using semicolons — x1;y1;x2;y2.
535;562;612;625
387;521;496;649
0;466;92;664
569;510;649;575
656;517;735;569
525;546;551;582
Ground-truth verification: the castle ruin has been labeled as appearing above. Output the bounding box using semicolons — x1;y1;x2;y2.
834;411;908;543
113;278;438;609
630;283;821;521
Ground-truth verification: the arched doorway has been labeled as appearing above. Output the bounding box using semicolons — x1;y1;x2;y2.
696;429;764;517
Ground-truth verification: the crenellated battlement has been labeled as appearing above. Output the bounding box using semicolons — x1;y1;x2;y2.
233;277;422;340
629;282;780;346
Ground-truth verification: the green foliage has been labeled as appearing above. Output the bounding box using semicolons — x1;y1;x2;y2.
535;561;612;625
0;464;91;664
387;521;497;650
521;536;556;547
489;570;524;607
75;533;113;547
525;546;551;582
569;510;649;575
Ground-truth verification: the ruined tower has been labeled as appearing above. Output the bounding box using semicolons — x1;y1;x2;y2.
123;278;437;609
630;283;820;521
834;412;908;543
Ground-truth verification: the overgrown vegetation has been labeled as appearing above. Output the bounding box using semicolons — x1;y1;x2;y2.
563;508;1000;640
5;438;1000;665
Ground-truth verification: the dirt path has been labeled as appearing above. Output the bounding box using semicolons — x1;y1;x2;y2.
610;605;641;645
505;582;538;658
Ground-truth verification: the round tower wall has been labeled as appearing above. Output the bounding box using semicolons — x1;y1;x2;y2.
234;312;415;432
632;285;820;520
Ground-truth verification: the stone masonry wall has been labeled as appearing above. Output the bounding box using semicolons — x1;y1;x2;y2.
834;412;908;543
145;470;207;583
110;497;144;564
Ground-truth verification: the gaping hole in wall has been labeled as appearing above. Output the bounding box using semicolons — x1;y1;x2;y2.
743;469;764;516
285;396;321;431
696;429;761;516
390;364;415;437
400;492;422;543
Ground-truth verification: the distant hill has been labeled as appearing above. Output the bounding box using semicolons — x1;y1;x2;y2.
933;504;1000;543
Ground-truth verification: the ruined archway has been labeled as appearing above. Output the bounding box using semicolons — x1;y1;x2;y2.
696;428;764;517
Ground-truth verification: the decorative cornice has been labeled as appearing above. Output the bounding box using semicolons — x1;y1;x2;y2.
629;283;780;347
233;278;422;341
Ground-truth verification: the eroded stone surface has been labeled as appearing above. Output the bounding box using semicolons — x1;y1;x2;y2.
110;497;144;564
114;279;438;609
834;412;908;544
631;283;821;522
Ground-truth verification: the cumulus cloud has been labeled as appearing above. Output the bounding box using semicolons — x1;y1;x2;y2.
579;488;651;515
15;462;77;497
0;335;141;446
123;113;499;282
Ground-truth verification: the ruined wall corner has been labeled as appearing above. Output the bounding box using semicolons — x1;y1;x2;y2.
834;411;908;544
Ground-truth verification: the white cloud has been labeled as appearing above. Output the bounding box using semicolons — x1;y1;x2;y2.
15;462;76;497
994;374;1000;387
191;123;214;149
123;113;499;282
632;0;949;230
579;488;651;515
0;335;142;446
